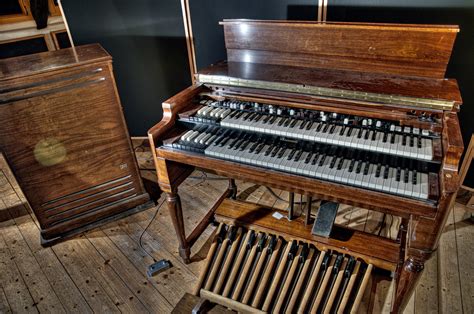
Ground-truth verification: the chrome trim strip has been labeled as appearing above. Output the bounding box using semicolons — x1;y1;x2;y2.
197;74;454;110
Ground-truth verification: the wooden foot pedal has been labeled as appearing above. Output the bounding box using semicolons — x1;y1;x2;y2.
195;221;374;313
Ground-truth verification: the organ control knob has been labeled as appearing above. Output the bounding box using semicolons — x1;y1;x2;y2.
368;119;373;125
277;108;283;115
343;118;349;125
321;115;327;122
289;109;295;116
332;112;338;118
268;105;274;114
362;119;367;126
376;120;382;128
390;124;396;131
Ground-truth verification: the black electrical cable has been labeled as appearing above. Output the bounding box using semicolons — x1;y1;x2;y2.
139;198;167;263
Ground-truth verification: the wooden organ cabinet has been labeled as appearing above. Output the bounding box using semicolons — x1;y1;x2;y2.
149;20;463;312
0;44;151;245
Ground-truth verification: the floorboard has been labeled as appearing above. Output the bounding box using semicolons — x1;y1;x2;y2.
0;156;472;313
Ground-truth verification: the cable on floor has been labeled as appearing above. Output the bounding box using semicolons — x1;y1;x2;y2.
139;197;167;262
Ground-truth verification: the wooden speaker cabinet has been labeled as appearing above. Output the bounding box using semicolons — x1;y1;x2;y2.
0;44;151;245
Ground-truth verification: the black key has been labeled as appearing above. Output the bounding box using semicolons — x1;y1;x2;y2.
270;146;281;157
410;135;414;147
231;138;245;150
242;112;252;121
363;162;369;175
228;110;239;118
383;132;388;143
347;127;353;137
375;164;382;177
311;152;320;165
306;121;314;130
364;130;370;140
288;241;298;260
299;243;309;262
300;120;308;129
348;159;355;172
288;149;297;160
396;167;401;181
239;140;252;151
277;117;286;126
322;123;330;133
235;111;245;119
412;170;418;184
404;169;410;183
264;145;275;156
267;235;277;253
249;141;259;153
290;119;298;128
417;136;422;149
339;126;346;136
371;131;377;141
253;113;263;122
318;154;327;166
255;143;265;154
294;150;303;161
246;230;256;249
278;147;287;158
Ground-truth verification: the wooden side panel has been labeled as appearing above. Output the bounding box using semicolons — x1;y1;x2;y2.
0;49;150;240
221;20;458;78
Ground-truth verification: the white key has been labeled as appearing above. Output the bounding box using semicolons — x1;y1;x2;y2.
412;172;422;198
420;173;429;199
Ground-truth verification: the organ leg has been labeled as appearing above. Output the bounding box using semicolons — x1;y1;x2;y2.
229;179;237;199
167;191;191;263
392;257;425;313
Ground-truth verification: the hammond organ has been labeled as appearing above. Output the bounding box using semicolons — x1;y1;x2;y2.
149;20;463;312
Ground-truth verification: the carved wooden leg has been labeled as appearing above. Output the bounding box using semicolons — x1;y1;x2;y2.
167;192;191;263
392;257;425;313
228;179;237;199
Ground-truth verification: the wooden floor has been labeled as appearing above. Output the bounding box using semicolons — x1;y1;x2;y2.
0;165;473;313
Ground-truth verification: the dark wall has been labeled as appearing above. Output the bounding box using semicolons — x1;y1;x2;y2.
189;0;474;186
189;0;318;70
61;0;191;135
62;0;473;184
326;0;474;185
